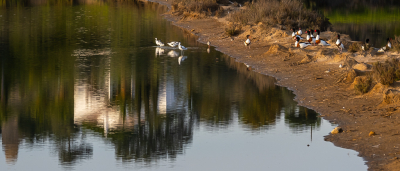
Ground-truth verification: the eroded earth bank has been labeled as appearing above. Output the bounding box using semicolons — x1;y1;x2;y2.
149;0;400;170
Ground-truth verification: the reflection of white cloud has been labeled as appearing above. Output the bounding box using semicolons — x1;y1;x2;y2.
74;53;190;133
73;57;137;136
167;50;179;57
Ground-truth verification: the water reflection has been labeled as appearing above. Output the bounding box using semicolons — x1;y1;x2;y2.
0;0;344;169
155;47;165;56
167;50;179;57
178;56;187;65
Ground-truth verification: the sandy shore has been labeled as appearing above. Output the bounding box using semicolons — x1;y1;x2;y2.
148;0;400;170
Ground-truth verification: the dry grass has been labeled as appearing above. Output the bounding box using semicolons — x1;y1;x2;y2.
172;0;222;18
392;36;400;52
228;0;331;30
373;59;400;85
349;42;361;52
344;58;358;70
354;76;372;94
214;6;224;17
225;23;242;36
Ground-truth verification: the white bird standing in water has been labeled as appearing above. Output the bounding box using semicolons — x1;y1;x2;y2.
207;41;211;48
167;41;179;47
178;42;187;51
159;41;165;47
155;38;160;46
155;38;164;46
244;63;251;71
244;35;251;49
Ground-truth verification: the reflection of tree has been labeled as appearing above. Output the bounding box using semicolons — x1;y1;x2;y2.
284;105;321;133
0;0;324;168
108;113;194;162
56;138;93;164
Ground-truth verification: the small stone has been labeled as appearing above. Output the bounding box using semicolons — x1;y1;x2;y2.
331;127;343;134
369;131;376;136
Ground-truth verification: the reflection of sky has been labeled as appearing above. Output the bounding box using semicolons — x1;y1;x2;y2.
0;1;367;170
0;118;367;171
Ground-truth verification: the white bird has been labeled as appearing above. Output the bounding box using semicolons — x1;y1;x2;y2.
295;37;311;48
167;41;179;47
207;41;211;47
310;29;315;38
244;63;251;71
314;30;330;46
339;64;343;68
325;68;330;73
306;31;316;45
336;34;345;52
178;42;187;51
378;38;392;53
178;56;187;65
361;39;370;51
155;47;165;56
291;28;303;40
244;35;251;49
167;50;179;57
155;38;161;46
296;28;302;36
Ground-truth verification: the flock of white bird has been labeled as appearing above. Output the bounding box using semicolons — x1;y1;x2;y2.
155;38;188;51
291;28;392;54
154;38;189;65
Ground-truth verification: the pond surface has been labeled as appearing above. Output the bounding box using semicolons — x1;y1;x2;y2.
0;1;367;170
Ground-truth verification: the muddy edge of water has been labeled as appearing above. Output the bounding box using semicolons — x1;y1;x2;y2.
146;0;400;170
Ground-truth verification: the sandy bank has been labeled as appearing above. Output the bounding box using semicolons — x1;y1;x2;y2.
148;0;400;170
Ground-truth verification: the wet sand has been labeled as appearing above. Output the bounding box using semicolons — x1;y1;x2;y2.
148;0;400;170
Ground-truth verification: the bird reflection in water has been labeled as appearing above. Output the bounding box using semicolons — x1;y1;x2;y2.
178;56;187;65
167;50;179;57
155;47;165;56
207;48;210;53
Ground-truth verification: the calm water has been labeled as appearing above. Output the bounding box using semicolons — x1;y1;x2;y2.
0;1;367;170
